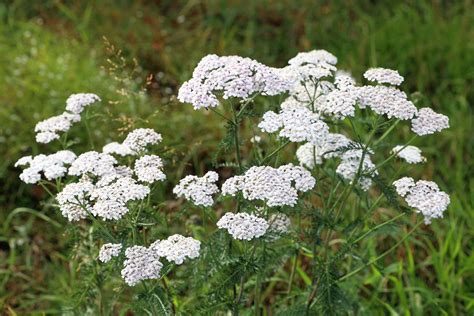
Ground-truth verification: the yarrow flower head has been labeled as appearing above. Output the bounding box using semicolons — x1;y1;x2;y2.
35;112;80;144
16;150;77;184
90;176;150;220
392;177;415;197
357;85;417;120
392;145;426;164
411;107;449;136
173;171;219;207
178;54;291;109
288;49;338;67
363;68;404;86
151;235;201;265
217;212;269;240
68;151;117;177
34;93;100;144
258;106;329;145
123;128;162;153
334;73;356;91
65;93;101;114
134;155;166;183
393;177;450;224
56;179;94;221
336;148;378;191
296;133;351;168
279;49;338;87
318;88;358;119
99;243;122;263
121;245;162;286
103;142;134;156
267;213;291;235
222;164;315;207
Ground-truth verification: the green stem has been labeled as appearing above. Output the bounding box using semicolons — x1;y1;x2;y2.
231;103;243;172
210;108;233;124
84;107;95;150
162;277;176;315
338;221;422;282
260;140;291;165
352;212;405;245
369;135;418;174
373;119;400;147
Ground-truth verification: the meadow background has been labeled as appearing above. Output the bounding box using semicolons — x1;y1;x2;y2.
0;0;473;314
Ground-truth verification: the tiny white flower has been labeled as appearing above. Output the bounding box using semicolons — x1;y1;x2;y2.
173;171;219;207
99;243;122;263
259;106;329;145
178;54;291;109
217;212;269;241
103;142;134;156
151;235;201;265
16;151;77;184
363;68;404;86
222;164;315;207
411;107;449;136
123;128;162;153
56;180;94;221
121;245;162;286
65;93;101;114
357;85;417;120
393;177;450;224
392;145;426;164
268;213;291;235
68;151;117;177
134;155;166;183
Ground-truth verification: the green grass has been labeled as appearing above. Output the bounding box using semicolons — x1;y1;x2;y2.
0;0;473;314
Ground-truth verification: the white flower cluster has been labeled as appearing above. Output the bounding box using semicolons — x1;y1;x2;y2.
134;155;166;183
123;128;163;153
178;54;291;109
393;177;450;224
296;133;351;168
282;49;338;84
336;149;378;191
56;179;94;221
363;68;404;86
222;164;315;207
121;245;163;286
318;88;358;119
35;113;81;143
173;171;219;207
268;213;291;235
411;107;450;136
259;105;329;144
289;50;338;67
392;145;426;164
53;128;164;222
90;176;150;220
68;151;117;177
103;142;135;156
66;93;101;114
15;150;77;184
35;93;100;143
151;234;201;265
217;212;269;240
98;243;123;263
357;85;417;120
103;128;163;156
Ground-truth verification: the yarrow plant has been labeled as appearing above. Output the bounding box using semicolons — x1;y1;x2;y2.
15;49;450;314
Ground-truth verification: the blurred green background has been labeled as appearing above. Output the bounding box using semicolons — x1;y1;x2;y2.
0;0;473;314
